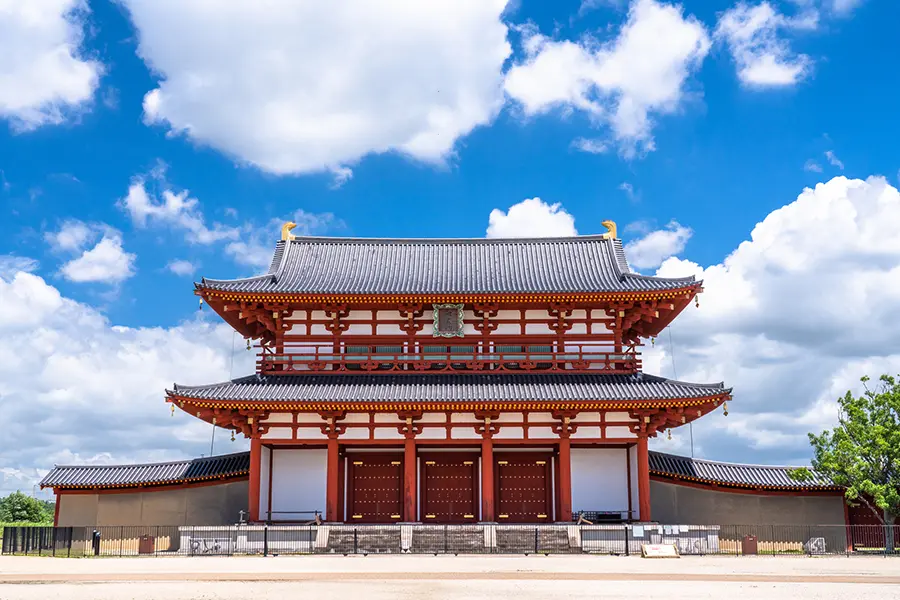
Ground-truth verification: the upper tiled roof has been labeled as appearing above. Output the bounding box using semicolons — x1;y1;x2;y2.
40;449;836;492
40;452;250;490
197;236;698;295
168;372;729;404
649;451;837;490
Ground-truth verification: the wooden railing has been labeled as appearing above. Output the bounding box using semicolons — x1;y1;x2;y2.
257;343;641;375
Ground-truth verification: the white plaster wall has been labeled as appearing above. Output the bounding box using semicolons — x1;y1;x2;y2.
450;427;481;439
297;414;325;423
573;412;601;423
570;426;602;438
495;310;520;320
342;414;369;424
493;413;522;423
606;412;632;422
375;324;404;335
419;413;447;423
524;323;553;334
528;427;557;439
628;444;638;519
374;413;403;423
416;428;447;439
493;426;524;439
286;323;308;335
347;310;371;321
310;311;327;320
295;427;327;440
570;448;629;515
263;413;293;424
494;323;520;335
344;323;371;335
373;427;404;440
259;446;271;517
269;449;327;520
605;426;637;439
340;428;370;440
263;428;293;440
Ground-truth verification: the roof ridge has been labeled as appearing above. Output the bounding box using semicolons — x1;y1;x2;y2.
649;450;813;471
48;451;250;470
283;234;618;244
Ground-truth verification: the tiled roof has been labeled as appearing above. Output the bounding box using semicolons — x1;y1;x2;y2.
196;236;698;295
40;450;836;491
168;372;729;404
649;451;837;490
40;452;250;490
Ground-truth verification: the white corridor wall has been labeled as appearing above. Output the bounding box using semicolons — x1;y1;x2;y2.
570;447;631;518
268;448;327;520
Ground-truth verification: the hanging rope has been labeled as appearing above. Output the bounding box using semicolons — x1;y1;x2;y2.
667;324;694;458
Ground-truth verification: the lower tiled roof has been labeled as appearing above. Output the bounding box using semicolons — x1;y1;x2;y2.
649;451;837;490
41;449;836;492
168;372;729;403
40;452;250;490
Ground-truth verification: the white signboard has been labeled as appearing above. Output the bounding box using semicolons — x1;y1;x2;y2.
641;543;680;558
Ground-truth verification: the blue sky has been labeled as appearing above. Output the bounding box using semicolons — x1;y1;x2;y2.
2;0;900;495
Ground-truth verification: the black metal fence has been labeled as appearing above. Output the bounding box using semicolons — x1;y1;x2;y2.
2;524;899;557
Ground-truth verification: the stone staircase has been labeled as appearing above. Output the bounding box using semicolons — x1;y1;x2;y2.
324;526;403;554
409;525;485;554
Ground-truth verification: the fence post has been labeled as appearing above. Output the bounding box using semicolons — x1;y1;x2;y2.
624;525;629;557
771;525;775;557
263;525;269;557
67;527;72;558
444;524;448;555
354;528;359;555
534;527;539;555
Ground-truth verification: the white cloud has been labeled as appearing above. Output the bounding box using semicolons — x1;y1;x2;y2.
624;220;692;269
0;268;255;496
0;0;102;130
119;175;240;244
647;176;900;464
804;159;823;173
486;197;578;238
0;255;39;280
167;259;197;277
715;2;812;87
60;232;136;283
329;166;353;190
825;149;844;170
571;137;609;154
619;181;635;200
504;0;710;157
830;0;863;16
118;0;511;175
45;218;94;252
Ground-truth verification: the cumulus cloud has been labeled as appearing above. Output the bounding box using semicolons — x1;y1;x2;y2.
646;176;900;464
624;220;692;269
167;259;197;277
571;137;609;154
504;0;710;157
486;198;578;238
59;232;136;283
45;218;94;252
804;159;823;173
0;0;102;130
117;0;511;175
715;2;813;87
0;268;255;496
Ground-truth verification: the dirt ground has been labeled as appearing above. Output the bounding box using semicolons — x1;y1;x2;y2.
0;554;898;600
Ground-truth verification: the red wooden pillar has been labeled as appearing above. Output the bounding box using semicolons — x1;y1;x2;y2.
481;436;495;521
53;491;61;526
326;437;340;522
404;437;417;521
248;438;262;522
558;437;572;522
636;436;651;522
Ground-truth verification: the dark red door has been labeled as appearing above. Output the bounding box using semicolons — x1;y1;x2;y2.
347;454;403;523
420;454;478;523
496;453;552;523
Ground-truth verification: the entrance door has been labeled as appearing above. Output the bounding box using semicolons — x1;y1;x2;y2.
420;454;478;523
347;454;403;523
496;453;552;523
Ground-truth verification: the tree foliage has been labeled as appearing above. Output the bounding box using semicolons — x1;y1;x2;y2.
0;492;54;524
791;374;900;524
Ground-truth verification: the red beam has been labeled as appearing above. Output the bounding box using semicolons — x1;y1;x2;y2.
558;438;572;522
248;438;261;522
403;438;417;522
637;436;651;521
326;437;340;522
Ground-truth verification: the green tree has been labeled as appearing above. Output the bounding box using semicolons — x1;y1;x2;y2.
0;491;54;523
791;374;900;550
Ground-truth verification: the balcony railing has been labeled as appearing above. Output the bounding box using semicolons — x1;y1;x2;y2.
257;343;640;375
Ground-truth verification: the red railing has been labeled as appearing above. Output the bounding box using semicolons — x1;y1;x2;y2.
257;343;641;375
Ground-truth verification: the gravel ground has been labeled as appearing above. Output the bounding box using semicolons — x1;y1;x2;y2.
1;554;898;600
